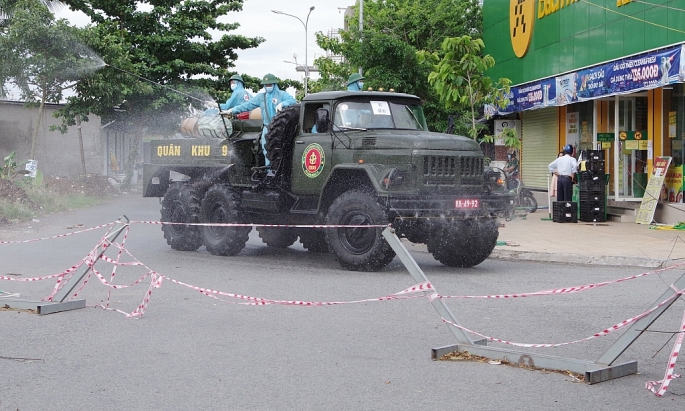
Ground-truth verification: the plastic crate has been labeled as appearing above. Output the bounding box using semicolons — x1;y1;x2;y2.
578;171;605;181
579;179;605;191
579;190;605;203
579;203;605;214
580;212;606;222
553;201;578;223
587;160;605;173
580;150;605;161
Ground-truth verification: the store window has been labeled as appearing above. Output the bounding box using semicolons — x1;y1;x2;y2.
670;84;685;167
566;101;594;152
667;84;685;203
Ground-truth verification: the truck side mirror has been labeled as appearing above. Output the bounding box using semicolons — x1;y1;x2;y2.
315;108;329;133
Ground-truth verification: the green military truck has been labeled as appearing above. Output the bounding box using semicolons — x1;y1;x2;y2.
143;91;514;271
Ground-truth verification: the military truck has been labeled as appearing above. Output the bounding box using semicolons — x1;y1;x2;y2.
143;91;515;271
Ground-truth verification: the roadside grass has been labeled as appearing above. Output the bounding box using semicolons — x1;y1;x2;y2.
0;185;103;223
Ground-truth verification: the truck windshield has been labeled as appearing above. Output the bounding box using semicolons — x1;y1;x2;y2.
333;100;428;131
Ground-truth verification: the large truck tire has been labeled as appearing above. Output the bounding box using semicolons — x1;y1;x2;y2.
298;229;329;253
325;191;395;271
257;226;298;248
427;218;499;268
200;184;251;256
265;105;300;175
160;182;203;251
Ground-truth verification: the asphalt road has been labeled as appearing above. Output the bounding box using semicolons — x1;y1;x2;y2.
1;193;685;410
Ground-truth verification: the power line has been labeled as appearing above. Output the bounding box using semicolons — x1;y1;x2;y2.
579;0;685;35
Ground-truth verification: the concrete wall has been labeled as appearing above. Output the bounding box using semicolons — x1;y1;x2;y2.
0;100;105;177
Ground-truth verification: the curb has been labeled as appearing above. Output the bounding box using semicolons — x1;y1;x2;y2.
489;249;666;268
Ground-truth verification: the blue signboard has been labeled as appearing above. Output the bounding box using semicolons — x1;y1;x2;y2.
493;45;684;114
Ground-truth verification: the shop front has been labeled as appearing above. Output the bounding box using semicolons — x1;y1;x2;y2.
483;0;685;221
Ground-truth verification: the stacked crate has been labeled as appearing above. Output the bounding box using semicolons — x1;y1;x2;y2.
553;201;578;223
577;150;606;222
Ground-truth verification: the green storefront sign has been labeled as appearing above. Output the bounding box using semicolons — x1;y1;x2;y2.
483;0;685;85
597;133;613;142
596;131;649;142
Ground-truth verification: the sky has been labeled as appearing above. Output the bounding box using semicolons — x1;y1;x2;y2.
55;0;354;84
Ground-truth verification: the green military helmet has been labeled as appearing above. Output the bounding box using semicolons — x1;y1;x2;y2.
229;74;244;83
260;73;279;85
347;73;365;85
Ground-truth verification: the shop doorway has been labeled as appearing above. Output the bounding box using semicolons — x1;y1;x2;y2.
605;95;649;200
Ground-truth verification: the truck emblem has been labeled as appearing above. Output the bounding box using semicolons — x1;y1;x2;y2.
302;143;325;178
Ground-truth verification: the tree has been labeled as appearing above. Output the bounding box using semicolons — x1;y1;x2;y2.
424;36;511;144
53;0;264;132
0;0;63;27
312;0;482;132
0;0;94;159
42;0;264;185
0;0;65;98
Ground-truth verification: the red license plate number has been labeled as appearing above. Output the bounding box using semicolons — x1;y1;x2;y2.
455;199;480;209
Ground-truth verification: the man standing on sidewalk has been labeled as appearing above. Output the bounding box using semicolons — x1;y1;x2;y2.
548;144;577;201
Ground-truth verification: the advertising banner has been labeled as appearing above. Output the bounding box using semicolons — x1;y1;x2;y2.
664;165;684;203
636;156;672;224
495;45;684;114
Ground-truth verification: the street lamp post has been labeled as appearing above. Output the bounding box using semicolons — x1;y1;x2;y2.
272;6;315;96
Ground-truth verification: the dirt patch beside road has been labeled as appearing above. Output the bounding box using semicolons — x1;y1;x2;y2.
0;175;120;203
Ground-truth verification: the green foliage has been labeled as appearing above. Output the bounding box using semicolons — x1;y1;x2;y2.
0;185;101;222
0;0;90;106
0;0;62;29
425;35;511;141
1;151;29;180
314;0;482;132
52;0;265;136
500;127;521;150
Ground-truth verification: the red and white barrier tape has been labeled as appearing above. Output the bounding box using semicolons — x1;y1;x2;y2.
3;221;685;394
129;220;390;228
0;262;84;283
439;262;685;300
0;222;117;245
645;308;685;396
440;290;683;348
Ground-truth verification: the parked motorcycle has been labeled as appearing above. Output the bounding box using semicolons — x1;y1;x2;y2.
506;173;537;213
485;167;537;214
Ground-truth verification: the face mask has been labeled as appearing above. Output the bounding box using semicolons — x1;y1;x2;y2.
230;83;237;91
265;86;274;93
357;82;364;89
507;155;511;160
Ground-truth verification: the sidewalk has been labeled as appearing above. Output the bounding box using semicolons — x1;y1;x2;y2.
490;212;685;267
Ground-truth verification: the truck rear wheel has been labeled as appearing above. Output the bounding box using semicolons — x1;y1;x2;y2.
257;227;298;248
325;191;395;271
427;218;499;268
200;184;251;256
161;182;203;251
298;230;329;253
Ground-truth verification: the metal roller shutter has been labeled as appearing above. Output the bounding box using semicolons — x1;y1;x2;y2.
521;107;559;190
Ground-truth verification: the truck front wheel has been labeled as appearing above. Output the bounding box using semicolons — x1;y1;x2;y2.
325;191;395;271
200;184;251;256
427;218;499;268
161;182;203;251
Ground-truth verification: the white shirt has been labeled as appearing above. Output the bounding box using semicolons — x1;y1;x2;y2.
548;154;578;176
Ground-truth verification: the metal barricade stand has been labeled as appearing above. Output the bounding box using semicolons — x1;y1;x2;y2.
382;226;685;384
5;216;130;315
